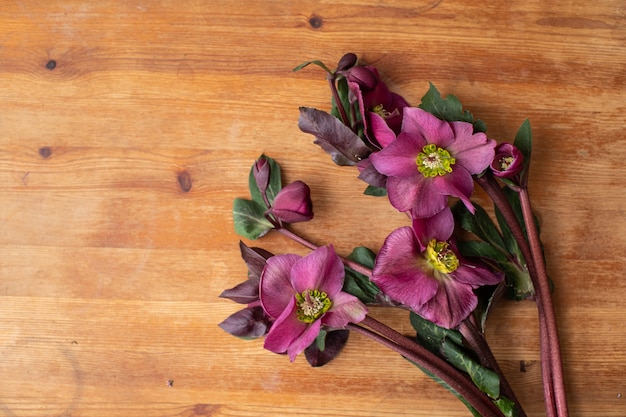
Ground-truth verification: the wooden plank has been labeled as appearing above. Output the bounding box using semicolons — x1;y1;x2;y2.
0;1;624;416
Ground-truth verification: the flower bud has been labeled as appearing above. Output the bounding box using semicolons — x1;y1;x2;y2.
336;53;358;72
490;143;525;178
253;156;271;195
346;65;379;90
267;181;313;223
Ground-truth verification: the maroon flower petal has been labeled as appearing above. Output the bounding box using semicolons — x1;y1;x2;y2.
368;112;397;148
268;181;314;224
412;206;455;249
416;277;478;329
432;167;475;212
447;122;496;175
322;291;368;328
372;227;439;308
402;108;455;148
369;133;424;178
453;261;504;287
290;245;344;297
263;299;307;358
386;175;447;217
260;254;300;319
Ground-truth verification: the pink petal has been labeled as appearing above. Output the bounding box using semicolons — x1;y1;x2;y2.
369;132;424;178
372;227;439;308
290;245;344;297
412;206;455;249
447;123;496;175
260;254;301;319
368;112;397;148
322;292;368;327
386;175;447;217
402;108;455;148
416;277;478;329
453;261;504;287
263;299;306;354
286;320;322;362
432;167;475;212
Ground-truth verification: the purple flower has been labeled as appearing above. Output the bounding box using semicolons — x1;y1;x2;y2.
490;142;525;178
346;65;409;147
371;209;503;329
266;181;313;224
260;245;368;361
369;108;496;218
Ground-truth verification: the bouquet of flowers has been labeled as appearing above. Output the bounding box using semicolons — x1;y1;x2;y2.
219;53;568;417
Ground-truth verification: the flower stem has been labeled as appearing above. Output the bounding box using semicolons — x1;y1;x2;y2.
328;76;350;127
275;227;374;277
518;188;568;417
476;174;565;417
348;316;504;417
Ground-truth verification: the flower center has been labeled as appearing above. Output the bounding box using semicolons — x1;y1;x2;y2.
295;289;332;323
416;144;456;177
425;239;459;274
498;156;515;170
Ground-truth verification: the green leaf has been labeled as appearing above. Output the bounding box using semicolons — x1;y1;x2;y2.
441;338;501;399
248;155;282;207
363;185;387;196
232;198;274;240
418;83;486;133
343;246;380;303
513;119;532;171
346;246;377;269
410;313;501;399
409;361;482;417
453;202;507;254
494;396;519;417
456;240;509;263
409;312;463;351
292;59;332;74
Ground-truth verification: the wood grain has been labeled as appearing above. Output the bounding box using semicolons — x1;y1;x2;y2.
0;1;624;416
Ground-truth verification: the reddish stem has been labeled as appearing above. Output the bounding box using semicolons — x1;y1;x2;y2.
349;316;504;417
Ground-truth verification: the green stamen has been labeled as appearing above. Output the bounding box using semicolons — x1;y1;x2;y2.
371;104;399;119
425;239;459;274
295;289;332;323
416;144;456;177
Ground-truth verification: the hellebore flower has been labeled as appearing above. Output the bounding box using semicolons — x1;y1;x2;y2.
260;245;368;361
371;211;503;329
266;181;313;224
490;142;525;178
345;65;409;147
369;108;496;218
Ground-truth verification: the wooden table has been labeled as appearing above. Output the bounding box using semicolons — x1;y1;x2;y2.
1;1;624;416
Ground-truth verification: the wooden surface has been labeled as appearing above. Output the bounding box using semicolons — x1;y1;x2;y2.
0;1;624;416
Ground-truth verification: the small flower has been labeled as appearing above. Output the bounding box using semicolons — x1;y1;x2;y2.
260;245;368;361
490;143;525;178
371;211;502;329
369;108;496;218
345;65;409;147
266;181;314;224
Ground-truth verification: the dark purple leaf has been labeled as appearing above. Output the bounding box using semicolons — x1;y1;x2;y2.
304;329;350;367
219;279;259;304
218;306;271;339
239;241;273;280
298;107;371;166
